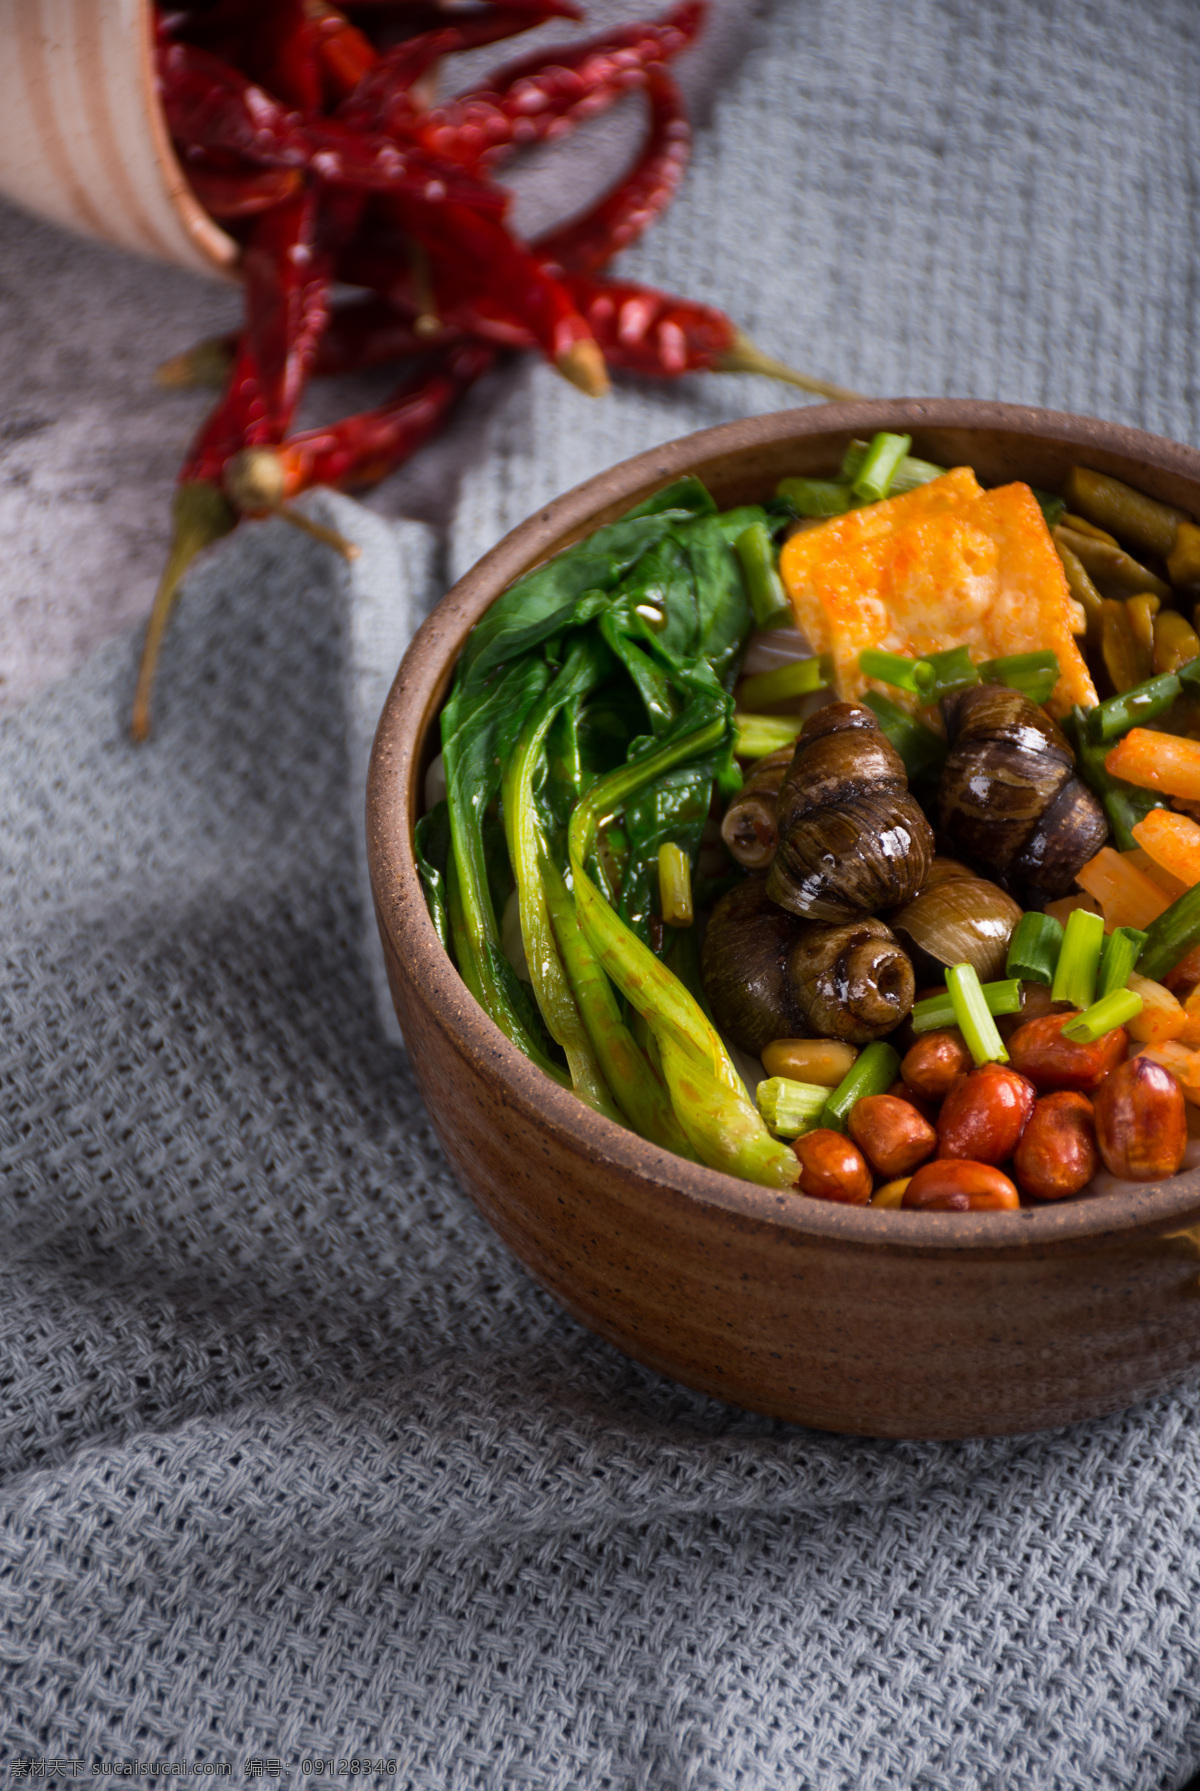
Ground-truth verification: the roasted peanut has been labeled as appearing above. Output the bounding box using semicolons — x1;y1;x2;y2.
793;1129;873;1204
1092;1056;1187;1181
1007;1012;1129;1093
886;1078;939;1124
848;1094;937;1177
901;1029;971;1101
902;1160;1020;1210
936;1064;1036;1164
761;1038;858;1088
1013;1092;1099;1201
872;1177;910;1208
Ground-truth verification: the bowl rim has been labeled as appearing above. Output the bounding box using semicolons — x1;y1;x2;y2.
367;396;1200;1256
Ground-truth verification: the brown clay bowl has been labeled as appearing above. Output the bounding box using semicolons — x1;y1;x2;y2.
367;398;1200;1440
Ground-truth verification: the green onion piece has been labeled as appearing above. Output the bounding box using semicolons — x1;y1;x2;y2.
977;650;1060;705
911;977;1024;1036
657;842;694;928
859;647;926;693
1179;660;1200;698
734;712;803;758
851;432;913;504
1137;881;1200;982
1005;912;1064;986
735;521;792;630
914;645;979;703
739;655;831;709
1065;705;1165;852
861;691;949;780
1061;988;1144;1042
820;1041;901;1132
1033;488;1066;528
1097;925;1149;997
775;477;852;518
946;963;1010;1065
840;439;945;493
1051;907;1105;1010
756;1077;830;1138
1086;671;1182;744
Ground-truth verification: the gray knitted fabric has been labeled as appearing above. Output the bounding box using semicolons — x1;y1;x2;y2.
6;1;1200;1785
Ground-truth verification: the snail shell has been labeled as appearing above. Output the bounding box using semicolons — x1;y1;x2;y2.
889;860;1024;983
764;703;935;922
938;684;1108;905
700;874;916;1052
719;745;794;869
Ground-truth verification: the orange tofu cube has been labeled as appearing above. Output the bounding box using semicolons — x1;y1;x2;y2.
779;470;1096;718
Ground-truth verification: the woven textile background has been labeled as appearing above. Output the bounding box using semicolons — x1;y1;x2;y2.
5;1;1200;1785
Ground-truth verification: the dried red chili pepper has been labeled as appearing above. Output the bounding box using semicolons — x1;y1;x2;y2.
305;0;379;98
387;197;610;392
242;185;333;435
227;340;497;504
535;65;690;275
157;39;504;211
184;161;304;220
415;0;703;167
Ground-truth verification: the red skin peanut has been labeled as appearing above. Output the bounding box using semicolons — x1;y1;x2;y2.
902;1160;1020;1211
901;1029;971;1102
1093;1056;1188;1181
936;1063;1036;1165
793;1129;873;1205
1013;1092;1099;1201
1007;1013;1129;1093
847;1095;937;1179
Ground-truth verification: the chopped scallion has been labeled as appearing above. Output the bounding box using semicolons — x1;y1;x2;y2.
774;477;853;518
1005;912;1064;986
912;977;1024;1036
946;962;1010;1065
914;645;979;703
1097;925;1149;997
861;691;949;780
1061;988;1144;1042
851;432;913;504
1050;907;1105;1010
859;647;926;693
820;1041;901;1132
977;650;1060;705
739;655;831;709
841;439;945;493
734;713;803;758
756;1077;830;1138
734;521;793;630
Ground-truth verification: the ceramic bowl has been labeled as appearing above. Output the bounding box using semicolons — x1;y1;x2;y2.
0;0;236;277
367;398;1200;1439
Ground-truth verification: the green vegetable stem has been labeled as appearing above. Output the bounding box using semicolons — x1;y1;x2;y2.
568;709;799;1186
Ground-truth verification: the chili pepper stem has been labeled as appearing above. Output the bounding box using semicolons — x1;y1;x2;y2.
714;332;863;402
275;502;362;560
223;447;361;559
131;481;235;743
556;338;611;397
154;339;235;390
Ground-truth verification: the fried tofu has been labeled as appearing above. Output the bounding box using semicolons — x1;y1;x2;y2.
779;469;1096;718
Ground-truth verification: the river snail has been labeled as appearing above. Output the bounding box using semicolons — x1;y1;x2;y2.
888;858;1024;984
719;745;794;869
937;684;1108;905
764;703;935;922
700;874;917;1052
